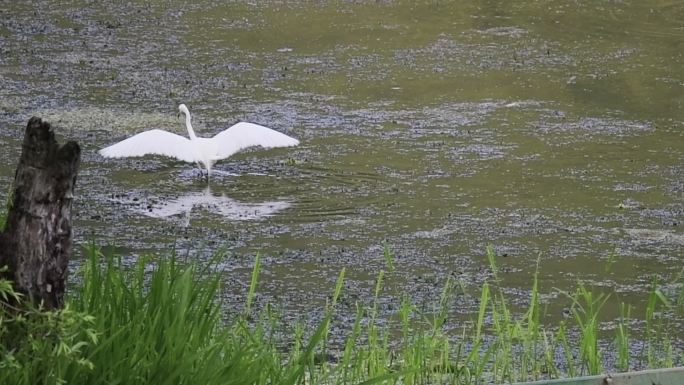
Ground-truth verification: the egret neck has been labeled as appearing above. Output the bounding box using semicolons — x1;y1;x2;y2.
179;104;197;140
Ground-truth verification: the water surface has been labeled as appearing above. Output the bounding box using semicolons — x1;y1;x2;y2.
0;1;682;330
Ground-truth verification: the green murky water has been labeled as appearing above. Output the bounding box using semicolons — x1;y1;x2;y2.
0;2;682;325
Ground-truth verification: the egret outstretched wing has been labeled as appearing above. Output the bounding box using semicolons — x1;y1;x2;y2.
99;129;199;163
212;122;299;160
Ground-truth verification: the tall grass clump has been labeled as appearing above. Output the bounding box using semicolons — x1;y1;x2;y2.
74;245;361;385
72;247;239;384
565;284;609;375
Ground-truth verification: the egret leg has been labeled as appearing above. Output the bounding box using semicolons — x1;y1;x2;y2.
194;162;204;179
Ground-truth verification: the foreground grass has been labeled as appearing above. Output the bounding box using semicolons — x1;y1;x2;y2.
1;246;682;384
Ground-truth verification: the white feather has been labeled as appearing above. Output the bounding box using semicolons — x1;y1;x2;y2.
99;129;199;163
212;122;300;159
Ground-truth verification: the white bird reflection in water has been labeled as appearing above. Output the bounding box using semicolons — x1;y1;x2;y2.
138;186;292;222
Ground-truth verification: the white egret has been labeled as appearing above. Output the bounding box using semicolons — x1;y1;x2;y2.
99;104;299;179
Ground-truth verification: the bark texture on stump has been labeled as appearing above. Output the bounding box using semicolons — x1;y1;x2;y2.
0;117;80;309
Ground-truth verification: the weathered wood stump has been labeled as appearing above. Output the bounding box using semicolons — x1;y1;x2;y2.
0;117;80;309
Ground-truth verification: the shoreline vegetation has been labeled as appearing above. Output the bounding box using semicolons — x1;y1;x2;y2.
1;244;682;385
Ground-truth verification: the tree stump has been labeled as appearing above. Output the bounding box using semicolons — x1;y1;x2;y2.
0;117;80;309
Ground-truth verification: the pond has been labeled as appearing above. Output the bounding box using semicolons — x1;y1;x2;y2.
0;1;682;332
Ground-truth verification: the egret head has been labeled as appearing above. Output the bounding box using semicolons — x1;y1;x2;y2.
178;104;189;119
